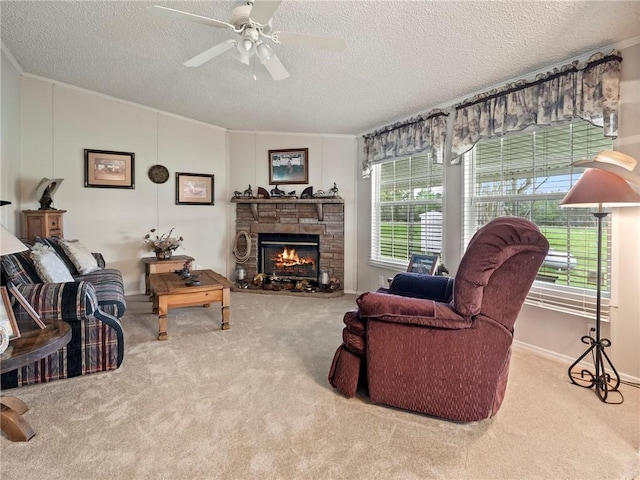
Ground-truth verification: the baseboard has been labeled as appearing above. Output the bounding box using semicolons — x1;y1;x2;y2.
514;340;640;384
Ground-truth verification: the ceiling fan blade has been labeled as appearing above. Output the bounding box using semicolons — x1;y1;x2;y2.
263;54;290;81
149;6;234;30
183;40;236;67
272;31;346;51
249;0;282;26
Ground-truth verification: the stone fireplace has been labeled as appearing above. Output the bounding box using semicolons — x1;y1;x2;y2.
232;198;344;289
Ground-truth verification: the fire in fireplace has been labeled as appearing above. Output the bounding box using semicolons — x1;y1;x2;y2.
258;233;319;280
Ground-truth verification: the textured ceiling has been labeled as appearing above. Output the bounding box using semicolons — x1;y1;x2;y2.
2;1;640;136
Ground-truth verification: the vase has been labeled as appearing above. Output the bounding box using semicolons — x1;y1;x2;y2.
156;250;173;260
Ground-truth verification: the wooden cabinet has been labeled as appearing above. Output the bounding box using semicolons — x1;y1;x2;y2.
22;210;66;241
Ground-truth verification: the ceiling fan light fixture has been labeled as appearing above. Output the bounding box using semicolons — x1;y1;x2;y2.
236;27;258;57
256;41;273;64
238;38;255;56
232;48;251;65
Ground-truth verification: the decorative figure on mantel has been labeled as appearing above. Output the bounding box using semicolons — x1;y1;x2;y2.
232;190;242;199
313;182;341;199
287;190;297;198
270;185;286;197
36;178;64;210
243;185;254;198
300;186;313;198
144;228;183;260
257;187;270;199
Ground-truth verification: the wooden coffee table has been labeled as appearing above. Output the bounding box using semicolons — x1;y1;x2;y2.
149;269;232;340
1;321;71;441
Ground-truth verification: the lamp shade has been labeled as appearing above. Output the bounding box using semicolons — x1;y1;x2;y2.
560;168;640;208
1;225;28;255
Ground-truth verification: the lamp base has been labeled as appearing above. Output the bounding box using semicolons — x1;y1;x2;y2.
567;334;622;404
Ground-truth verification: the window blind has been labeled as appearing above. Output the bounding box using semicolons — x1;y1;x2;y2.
463;121;613;320
371;154;443;270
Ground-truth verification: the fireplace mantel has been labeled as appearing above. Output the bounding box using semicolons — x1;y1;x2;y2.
231;197;343;221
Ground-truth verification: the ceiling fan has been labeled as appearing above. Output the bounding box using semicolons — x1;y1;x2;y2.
149;0;346;81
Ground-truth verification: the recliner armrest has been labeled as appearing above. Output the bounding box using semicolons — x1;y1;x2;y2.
388;272;454;302
356;291;472;330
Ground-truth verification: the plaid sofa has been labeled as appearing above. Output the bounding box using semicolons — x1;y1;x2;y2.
1;237;126;318
1;239;125;389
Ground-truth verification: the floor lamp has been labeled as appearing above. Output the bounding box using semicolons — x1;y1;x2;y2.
560;156;640;403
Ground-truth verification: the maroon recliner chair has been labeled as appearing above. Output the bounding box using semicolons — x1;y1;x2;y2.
329;216;549;422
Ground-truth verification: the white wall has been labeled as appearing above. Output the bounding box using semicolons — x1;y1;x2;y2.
1;50;22;231
609;41;640;379
228;131;358;291
356;40;640;379
4;65;358;294
18;77;228;293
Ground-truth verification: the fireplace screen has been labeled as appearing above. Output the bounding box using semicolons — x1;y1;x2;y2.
259;234;319;280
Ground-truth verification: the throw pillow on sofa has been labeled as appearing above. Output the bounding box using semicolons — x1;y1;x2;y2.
59;239;100;275
30;244;75;283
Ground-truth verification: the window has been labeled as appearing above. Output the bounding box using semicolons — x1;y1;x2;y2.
463;121;613;319
371;154;443;270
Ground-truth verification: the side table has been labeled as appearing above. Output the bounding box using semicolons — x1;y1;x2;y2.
0;321;71;441
22;209;66;242
141;255;195;295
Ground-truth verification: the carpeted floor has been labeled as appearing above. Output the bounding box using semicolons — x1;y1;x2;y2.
1;292;639;480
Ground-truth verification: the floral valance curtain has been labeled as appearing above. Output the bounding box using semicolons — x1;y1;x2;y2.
362;109;448;178
450;50;622;163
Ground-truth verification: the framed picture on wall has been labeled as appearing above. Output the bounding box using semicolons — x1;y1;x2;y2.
176;172;215;205
268;148;309;185
84;149;135;189
407;254;439;275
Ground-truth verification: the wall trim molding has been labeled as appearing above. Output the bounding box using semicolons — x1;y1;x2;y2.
1;42;24;74
228;129;356;139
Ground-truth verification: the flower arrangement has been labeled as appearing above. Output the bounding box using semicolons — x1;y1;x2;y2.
144;228;183;259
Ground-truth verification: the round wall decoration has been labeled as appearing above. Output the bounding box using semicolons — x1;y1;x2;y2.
148;165;170;184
